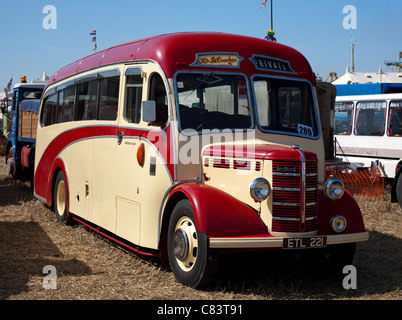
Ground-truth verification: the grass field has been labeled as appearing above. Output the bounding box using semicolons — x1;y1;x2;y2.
0;155;400;301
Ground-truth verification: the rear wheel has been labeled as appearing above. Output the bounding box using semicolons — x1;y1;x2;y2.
396;175;402;208
167;199;218;288
54;171;69;223
6;147;17;178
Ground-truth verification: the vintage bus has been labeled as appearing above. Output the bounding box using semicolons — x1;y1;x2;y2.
335;93;402;207
34;32;368;288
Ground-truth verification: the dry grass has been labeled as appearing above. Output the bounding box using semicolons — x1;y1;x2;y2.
0;155;400;300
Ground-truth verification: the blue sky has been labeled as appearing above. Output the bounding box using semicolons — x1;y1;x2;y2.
0;0;401;88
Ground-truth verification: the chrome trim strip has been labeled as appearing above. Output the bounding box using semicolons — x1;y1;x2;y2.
306;173;319;177
209;232;369;249
272;172;300;177
273;187;300;192
273;202;300;207
306;201;318;207
273;216;300;221
292;145;306;225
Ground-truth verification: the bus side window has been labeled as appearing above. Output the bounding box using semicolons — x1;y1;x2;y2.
76;80;98;121
99;75;119;121
388;102;402;136
149;73;168;126
125;70;143;124
60;85;76;123
355;101;386;136
42;92;58;127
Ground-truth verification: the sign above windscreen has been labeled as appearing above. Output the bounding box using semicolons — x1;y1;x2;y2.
250;54;296;74
191;53;243;68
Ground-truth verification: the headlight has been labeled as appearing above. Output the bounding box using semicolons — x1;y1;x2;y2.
330;215;347;233
250;178;271;202
324;178;344;200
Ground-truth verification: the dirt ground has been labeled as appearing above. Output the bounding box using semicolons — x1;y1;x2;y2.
0;154;401;301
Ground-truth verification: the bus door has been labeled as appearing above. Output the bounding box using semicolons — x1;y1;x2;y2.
115;66;144;245
115;65;173;249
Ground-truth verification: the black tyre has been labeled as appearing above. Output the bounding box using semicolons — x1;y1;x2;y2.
167;199;217;288
397;175;402;208
6;147;18;179
53;170;69;223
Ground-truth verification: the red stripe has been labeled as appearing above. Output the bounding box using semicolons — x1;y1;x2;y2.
35;125;174;203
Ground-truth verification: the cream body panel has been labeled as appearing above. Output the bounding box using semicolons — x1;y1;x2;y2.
63;137;93;221
114;63;174;249
91;135;118;232
202;156;262;210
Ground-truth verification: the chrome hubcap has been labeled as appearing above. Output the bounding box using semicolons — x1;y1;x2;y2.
56;180;66;215
173;217;198;271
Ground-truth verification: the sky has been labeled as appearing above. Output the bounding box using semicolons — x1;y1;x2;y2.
0;0;401;89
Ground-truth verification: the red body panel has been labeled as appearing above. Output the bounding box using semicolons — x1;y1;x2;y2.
34;124;174;205
203;143;318;161
46;32;315;88
168;183;269;237
317;190;366;235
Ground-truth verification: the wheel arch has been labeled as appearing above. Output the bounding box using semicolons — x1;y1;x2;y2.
158;182;268;261
159;190;188;262
48;157;69;211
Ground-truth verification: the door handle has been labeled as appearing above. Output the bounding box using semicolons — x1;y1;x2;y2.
117;132;123;145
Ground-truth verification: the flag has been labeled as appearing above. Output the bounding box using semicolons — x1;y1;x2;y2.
259;0;268;9
93;43;97;51
90;30;96;35
4;78;12;93
90;36;96;42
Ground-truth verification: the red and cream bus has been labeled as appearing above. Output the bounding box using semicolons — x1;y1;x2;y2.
34;32;368;288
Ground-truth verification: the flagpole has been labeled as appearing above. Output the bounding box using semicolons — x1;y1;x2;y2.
271;0;273;30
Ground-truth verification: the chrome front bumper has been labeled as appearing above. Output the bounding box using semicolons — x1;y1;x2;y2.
209;231;369;249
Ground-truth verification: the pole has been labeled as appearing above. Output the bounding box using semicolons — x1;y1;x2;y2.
271;0;273;30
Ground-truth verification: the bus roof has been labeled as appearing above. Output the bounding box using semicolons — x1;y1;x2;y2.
47;32;315;88
336;92;402;102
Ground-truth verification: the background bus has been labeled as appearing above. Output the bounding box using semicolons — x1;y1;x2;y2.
335;93;402;206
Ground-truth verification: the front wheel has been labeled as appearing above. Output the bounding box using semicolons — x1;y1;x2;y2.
53;170;69;223
167;199;217;288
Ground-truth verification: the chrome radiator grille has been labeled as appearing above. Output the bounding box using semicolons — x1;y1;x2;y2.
272;159;318;233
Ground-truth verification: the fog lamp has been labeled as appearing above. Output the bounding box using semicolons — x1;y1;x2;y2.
324;178;344;200
330;215;347;233
250;178;271;202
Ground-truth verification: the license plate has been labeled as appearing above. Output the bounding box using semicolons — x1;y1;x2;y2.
283;236;327;249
